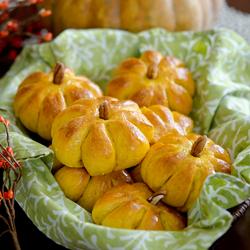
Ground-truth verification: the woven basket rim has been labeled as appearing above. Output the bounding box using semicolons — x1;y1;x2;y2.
209;196;250;249
230;197;250;224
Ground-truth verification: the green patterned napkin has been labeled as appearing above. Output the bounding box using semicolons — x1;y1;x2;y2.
1;28;250;250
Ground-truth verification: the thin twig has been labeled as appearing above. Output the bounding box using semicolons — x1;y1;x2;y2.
0;229;11;238
2;169;14;232
0;214;11;230
0;117;22;249
19;8;45;27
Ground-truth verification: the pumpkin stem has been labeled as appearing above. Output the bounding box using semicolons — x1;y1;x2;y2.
147;62;158;79
53;61;65;84
147;190;167;205
191;135;207;157
99;100;109;120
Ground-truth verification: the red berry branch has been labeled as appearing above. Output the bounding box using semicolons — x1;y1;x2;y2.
0;0;52;61
0;115;23;250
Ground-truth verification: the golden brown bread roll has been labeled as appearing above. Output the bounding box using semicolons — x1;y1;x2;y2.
51;96;154;176
106;50;195;115
141;104;193;145
140;133;232;212
54;166;134;212
92;182;186;231
14;62;103;140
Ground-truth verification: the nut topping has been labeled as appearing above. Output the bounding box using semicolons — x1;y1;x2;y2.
147;62;158;79
53;61;65;84
99;100;109;120
191;135;208;157
147;190;167;205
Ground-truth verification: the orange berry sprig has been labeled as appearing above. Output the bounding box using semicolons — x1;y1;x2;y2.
0;0;44;12
0;190;13;206
0;0;53;61
0;116;22;250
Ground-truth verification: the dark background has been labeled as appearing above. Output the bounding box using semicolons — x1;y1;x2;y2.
1;1;250;249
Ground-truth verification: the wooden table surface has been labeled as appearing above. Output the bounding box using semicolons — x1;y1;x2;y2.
0;1;250;249
227;0;250;13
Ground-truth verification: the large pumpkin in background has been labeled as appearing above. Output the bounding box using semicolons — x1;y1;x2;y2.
39;0;224;36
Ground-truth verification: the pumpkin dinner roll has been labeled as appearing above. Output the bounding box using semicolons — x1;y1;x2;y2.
51;96;154;176
106;50;195;115
13;61;103;141
139;133;232;212
54;166;134;212
141;104;193;145
92;182;186;231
